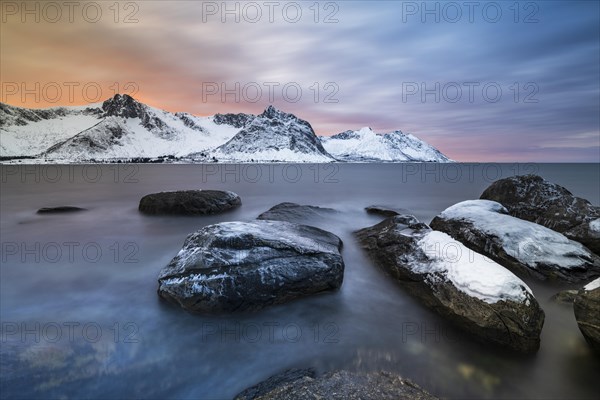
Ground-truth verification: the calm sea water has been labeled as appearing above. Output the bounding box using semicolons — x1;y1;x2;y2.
1;163;599;399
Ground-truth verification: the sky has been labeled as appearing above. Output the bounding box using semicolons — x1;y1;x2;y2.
1;0;599;162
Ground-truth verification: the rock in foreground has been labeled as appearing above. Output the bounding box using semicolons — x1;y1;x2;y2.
480;175;600;253
355;214;544;353
235;369;438;400
138;190;241;215
574;278;600;352
158;220;344;313
430;200;600;282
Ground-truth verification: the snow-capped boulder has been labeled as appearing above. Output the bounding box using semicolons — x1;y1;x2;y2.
320;127;452;162
257;202;337;225
138;190;241;215
430;200;600;282
574;278;600;352
212;106;334;162
157;220;344;313
480;175;600;254
235;369;438;400
355;214;544;353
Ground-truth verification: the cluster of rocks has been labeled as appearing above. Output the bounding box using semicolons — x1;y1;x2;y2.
355;214;545;353
35;176;598;397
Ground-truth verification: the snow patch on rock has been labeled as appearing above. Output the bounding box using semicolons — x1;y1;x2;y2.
584;277;600;291
417;230;531;304
440;200;592;269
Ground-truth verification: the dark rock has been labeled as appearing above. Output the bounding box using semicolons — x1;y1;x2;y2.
564;219;600;255
257;203;337;224
574;279;600;352
174;112;207;132
138;190;241;215
37;206;87;214
158;220;344;313
102;94;145;119
355;214;544;353
212;112;255;128
430;200;600;283
549;290;579;305
480;175;600;253
235;370;437;400
365;205;412;217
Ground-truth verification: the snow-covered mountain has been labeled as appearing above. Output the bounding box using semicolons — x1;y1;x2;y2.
0;102;103;157
43;95;240;160
211;106;334;162
0;95;453;163
320;127;452;162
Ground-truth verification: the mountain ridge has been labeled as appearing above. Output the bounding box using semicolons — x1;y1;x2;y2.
0;95;453;163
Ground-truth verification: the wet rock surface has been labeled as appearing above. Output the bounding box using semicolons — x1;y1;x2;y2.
138;190;241;215
574;278;600;352
158;220;344;313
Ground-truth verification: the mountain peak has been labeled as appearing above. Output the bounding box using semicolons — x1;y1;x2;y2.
102;94;145;118
260;105;289;119
321;127;452;162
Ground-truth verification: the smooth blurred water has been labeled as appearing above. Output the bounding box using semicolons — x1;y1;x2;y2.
1;163;599;399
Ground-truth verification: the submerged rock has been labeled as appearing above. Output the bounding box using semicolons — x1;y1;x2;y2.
355;214;544;353
138;190;241;215
37;206;87;214
574;278;600;352
158;220;344;313
257;202;337;224
430;200;600;283
365;205;412;217
480;175;600;254
235;369;438;400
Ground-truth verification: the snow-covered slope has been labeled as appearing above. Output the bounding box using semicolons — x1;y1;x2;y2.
44;95;240;160
212;106;334;162
0;102;103;157
320;127;452;162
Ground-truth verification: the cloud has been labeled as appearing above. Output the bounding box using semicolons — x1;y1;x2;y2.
1;0;598;161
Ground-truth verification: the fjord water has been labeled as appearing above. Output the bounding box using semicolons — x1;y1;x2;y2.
1;163;599;399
